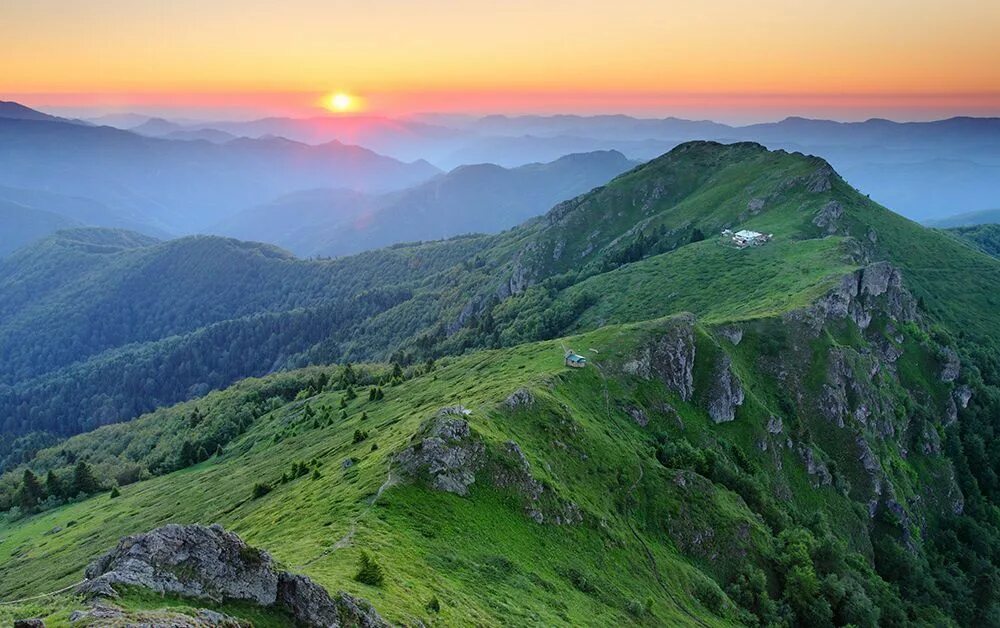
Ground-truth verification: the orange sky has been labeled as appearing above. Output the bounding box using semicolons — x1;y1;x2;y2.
3;0;999;120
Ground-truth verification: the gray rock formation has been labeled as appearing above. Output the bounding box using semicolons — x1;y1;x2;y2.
954;385;973;409
77;524;388;628
813;200;844;234
503;388;534;410
717;325;744;345
766;416;783;434
706;355;744;423
393;412;485;496
623;404;649;427
797;445;833;487
277;575;386;628
622;317;696;401
794;262;917;333
393;410;581;525
939;348;961;383
79;524;280;605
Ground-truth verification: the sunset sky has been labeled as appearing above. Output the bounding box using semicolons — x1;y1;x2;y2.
3;0;999;122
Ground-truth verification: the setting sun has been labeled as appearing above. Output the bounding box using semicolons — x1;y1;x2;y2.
326;92;354;112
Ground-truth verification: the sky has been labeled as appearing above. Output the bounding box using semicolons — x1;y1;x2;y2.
3;0;1000;122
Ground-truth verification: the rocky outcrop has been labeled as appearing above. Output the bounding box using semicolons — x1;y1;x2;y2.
277;575;386;628
954;385;973;409
622;316;696;401
706;355;744;423
393;410;485;496
805;163;835;193
79;524;279;605
766;416;783;434
797;445;833;487
939;348;961;383
503;388;534;410
393;409;581;525
717;325;744;345
77;524;388;628
623;404;649;427
792;262;917;333
813;200;844;234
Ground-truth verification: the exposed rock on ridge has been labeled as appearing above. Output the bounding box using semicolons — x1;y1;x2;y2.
393;407;582;524
78;524;388;628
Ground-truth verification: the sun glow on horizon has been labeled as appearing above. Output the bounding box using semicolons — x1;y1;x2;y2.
324;92;358;113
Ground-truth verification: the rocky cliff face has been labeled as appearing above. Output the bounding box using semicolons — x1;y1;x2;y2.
621;315;697;401
793;261;918;334
78;524;388;628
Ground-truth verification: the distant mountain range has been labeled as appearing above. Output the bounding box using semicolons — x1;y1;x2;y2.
212;150;637;256
100;110;1000;221
0;102;440;235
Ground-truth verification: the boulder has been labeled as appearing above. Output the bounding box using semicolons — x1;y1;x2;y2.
79;523;280;605
77;524;388;628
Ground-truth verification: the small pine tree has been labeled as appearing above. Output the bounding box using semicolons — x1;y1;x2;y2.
370;442;379;452
339;396;348;409
368;387;377;401
353;429;368;443
354;551;384;586
252;482;272;499
71;461;101;496
345;386;357;401
391;362;404;380
214;444;224;457
45;470;63;500
342;362;357;386
311;469;322;480
195;445;209;463
178;440;197;468
109;486;121;499
18;469;45;511
360;411;368;421
340;410;348;420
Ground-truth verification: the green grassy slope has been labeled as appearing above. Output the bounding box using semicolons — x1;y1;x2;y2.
0;295;969;625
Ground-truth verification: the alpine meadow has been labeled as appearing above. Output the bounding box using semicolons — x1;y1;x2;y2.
1;2;1000;627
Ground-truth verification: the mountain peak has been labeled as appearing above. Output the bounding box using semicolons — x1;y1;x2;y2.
0;100;61;122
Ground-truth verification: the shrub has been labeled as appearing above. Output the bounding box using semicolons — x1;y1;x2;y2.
109;486;121;498
354;551;384;586
353;429;368;443
426;596;441;613
251;482;272;499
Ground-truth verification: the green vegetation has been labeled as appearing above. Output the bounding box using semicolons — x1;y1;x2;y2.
2;141;1000;625
945;223;1000;259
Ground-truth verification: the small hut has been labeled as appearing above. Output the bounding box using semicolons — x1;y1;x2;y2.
565;352;587;368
